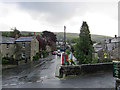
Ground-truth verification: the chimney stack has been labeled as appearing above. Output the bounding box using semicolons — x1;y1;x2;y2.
34;32;35;35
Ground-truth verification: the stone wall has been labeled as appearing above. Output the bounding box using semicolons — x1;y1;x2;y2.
15;41;31;61
60;62;113;77
80;63;113;74
30;38;39;61
1;43;15;57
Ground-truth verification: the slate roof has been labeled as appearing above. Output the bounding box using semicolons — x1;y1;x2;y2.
15;37;34;42
0;37;15;44
105;37;120;51
93;43;103;52
94;48;103;52
108;37;120;43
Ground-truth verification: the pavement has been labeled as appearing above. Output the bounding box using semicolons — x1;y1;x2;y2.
2;55;116;88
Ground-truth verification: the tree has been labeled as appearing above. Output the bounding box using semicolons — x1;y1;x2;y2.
74;21;93;64
10;27;20;38
36;35;47;50
2;32;10;37
42;31;57;42
42;31;57;51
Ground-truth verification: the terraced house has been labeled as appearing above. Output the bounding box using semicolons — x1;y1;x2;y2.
15;37;39;62
104;35;120;59
0;37;15;58
0;36;39;64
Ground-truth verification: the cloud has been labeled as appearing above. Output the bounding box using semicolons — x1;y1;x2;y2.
0;3;46;32
0;2;118;37
17;2;117;23
17;2;89;24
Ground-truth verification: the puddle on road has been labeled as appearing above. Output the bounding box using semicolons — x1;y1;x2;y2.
41;67;48;69
18;74;42;83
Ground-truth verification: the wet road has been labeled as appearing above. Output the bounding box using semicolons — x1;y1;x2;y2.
2;55;116;88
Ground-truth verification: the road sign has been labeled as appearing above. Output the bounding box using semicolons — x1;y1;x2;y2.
113;61;120;78
104;53;107;58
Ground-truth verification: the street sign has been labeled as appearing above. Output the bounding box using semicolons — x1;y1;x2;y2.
104;53;107;58
113;61;120;78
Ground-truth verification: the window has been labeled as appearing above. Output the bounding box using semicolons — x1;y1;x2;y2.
7;44;9;49
21;52;25;58
22;42;25;48
6;53;9;57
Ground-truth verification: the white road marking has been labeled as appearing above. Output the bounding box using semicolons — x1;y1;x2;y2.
18;82;24;85
36;80;41;83
10;83;17;86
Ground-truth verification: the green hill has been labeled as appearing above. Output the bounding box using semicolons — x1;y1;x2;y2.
2;31;112;43
54;32;112;43
21;32;112;42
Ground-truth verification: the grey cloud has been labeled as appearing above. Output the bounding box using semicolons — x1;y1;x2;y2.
17;2;88;24
16;2;117;26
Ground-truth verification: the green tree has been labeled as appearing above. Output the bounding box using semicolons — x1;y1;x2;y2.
10;27;20;38
2;32;11;37
74;21;93;64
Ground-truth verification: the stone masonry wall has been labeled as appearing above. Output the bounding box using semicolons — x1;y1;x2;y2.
15;42;31;61
30;38;39;61
60;63;113;77
1;44;15;58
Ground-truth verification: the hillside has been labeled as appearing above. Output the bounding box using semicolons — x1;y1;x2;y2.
17;32;113;42
2;31;112;42
54;32;112;43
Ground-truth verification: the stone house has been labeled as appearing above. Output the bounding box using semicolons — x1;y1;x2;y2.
0;36;39;64
93;35;120;61
15;37;39;62
102;35;120;60
0;37;15;58
93;42;104;61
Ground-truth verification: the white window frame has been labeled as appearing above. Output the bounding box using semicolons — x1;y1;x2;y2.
22;42;25;48
21;52;25;58
7;44;9;49
6;53;9;57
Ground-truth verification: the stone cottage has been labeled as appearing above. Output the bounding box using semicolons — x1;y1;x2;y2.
0;37;15;58
93;42;104;61
15;36;39;62
102;35;120;60
0;36;39;64
93;35;120;61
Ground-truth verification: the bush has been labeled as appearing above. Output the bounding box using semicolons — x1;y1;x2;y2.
102;58;112;63
91;57;98;64
41;50;49;58
2;56;16;64
33;51;42;61
33;50;49;60
2;59;9;64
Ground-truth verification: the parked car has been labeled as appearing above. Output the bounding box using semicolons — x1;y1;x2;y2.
52;51;57;55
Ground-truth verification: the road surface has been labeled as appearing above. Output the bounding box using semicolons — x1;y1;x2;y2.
2;55;115;88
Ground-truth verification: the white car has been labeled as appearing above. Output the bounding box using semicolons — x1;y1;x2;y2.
57;52;61;56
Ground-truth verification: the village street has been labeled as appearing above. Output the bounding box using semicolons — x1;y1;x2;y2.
2;55;115;88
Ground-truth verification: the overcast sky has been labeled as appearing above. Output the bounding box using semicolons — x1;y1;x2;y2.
0;1;118;36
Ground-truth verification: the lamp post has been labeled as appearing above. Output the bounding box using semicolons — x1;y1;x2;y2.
64;26;66;52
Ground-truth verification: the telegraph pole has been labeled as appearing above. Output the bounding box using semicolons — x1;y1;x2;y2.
64;26;66;52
